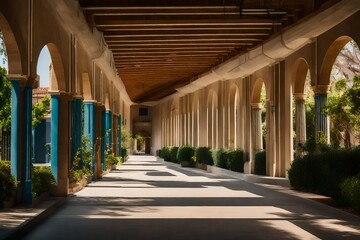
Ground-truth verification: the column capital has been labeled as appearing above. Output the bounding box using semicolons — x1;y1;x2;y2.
71;94;83;100
251;103;262;109
293;93;306;101
312;85;329;94
7;74;38;88
84;100;97;103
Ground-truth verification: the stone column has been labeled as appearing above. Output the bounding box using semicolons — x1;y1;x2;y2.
10;80;20;181
50;92;70;196
101;107;106;171
22;85;33;203
50;94;60;184
117;115;121;157
10;78;35;203
105;110;113;152
294;94;307;156
84;101;96;179
313;85;330;144
251;103;263;152
70;97;82;168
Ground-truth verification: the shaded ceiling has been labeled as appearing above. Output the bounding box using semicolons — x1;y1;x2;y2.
79;0;331;103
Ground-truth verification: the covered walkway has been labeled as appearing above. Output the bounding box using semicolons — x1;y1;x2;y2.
25;156;360;239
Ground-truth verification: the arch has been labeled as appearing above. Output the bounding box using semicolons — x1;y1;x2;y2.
292;58;310;94
319;36;354;86
251;78;265;104
82;72;93;100
0;12;22;74
105;92;110;111
192;95;200;147
170;98;179;146
35;44;66;92
229;84;239;148
207;90;218;148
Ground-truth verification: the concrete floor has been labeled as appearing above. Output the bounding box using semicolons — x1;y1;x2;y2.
25;156;360;240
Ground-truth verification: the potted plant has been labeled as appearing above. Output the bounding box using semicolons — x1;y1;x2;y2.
177;146;195;167
0;160;16;208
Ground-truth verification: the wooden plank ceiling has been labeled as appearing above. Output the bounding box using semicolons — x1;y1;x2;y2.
79;0;313;103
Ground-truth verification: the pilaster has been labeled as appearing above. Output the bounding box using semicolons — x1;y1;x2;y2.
294;94;307;157
84;100;96;179
313;85;330;143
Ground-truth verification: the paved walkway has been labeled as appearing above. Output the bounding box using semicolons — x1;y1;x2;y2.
25;156;360;240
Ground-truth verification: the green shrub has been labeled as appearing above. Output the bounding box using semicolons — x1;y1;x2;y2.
32;166;55;197
254;151;266;175
195;147;213;165
212;148;228;169
156;149;161;157
121;147;128;160
160;146;171;162
0;160;16;202
288;147;360;200
170;147;179;163
177;146;195;163
106;153;121;167
341;174;360;211
227;149;244;172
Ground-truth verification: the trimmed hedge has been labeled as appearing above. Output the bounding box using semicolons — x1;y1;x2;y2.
341;174;360;211
0;160;16;203
212;148;227;169
177;146;195;163
32;166;55;197
288;147;360;201
195;147;213;165
227;149;244;172
254;151;266;175
170;147;179;163
159;146;171;162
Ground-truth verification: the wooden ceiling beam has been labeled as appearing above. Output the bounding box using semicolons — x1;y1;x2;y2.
95;18;281;27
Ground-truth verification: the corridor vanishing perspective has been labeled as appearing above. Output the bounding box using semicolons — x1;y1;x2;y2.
26;156;360;240
0;1;360;238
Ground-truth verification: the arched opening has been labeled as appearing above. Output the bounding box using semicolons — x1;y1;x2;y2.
170;99;179;146
34;43;67;193
0;27;14;161
32;46;52;164
207;90;218;148
134;130;151;154
251;78;267;175
325;37;360;148
228;85;239;149
0;12;22;74
192;96;200;147
292;58;314;157
251;79;267;152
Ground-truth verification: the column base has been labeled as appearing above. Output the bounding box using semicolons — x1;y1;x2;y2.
51;178;69;196
22;180;33;204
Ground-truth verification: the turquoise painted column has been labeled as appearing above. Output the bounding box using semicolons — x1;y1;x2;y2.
71;98;82;168
84;101;96;179
101;108;106;171
10;80;20;180
22;85;33;204
51;94;59;183
105;110;113;151
117;115;121;157
314;92;329;143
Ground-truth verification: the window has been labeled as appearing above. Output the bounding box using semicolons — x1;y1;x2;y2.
139;107;148;116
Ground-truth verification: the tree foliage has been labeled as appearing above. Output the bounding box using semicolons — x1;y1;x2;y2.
0;67;11;131
325;76;360;148
0;32;6;65
32;96;50;128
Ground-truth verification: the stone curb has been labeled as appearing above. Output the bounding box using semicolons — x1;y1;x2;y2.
156;157;290;187
3;197;67;240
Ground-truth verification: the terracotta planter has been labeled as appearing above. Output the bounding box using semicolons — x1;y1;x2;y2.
196;163;207;171
180;160;193;167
